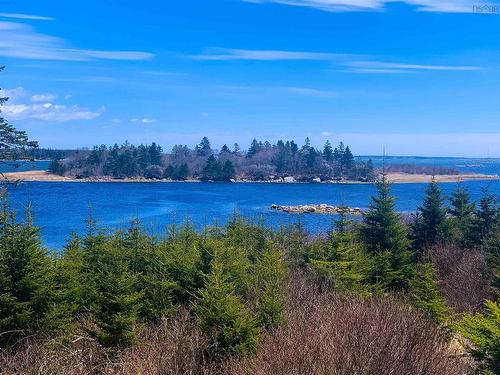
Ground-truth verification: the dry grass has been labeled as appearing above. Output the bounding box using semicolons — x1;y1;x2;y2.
0;272;474;375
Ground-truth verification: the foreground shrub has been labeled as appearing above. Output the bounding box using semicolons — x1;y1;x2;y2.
457;300;500;375
195;258;259;358
225;272;473;375
430;245;492;313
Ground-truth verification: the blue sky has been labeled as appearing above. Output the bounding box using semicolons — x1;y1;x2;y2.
1;0;499;156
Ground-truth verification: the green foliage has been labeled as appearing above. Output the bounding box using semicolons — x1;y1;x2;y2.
48;158;66;175
195;257;259;357
458;300;500;374
82;231;142;347
469;189;499;248
252;247;287;328
413;179;450;251
361;177;413;290
308;230;373;295
0;195;66;343
408;262;449;323
484;221;500;296
448;185;475;248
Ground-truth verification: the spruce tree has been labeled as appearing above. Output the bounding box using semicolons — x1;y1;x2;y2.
0;196;65;342
408;262;449;323
448;185;475;248
323;140;333;161
252;246;286;329
458;300;500;374
360;176;413;290
195;257;259;357
413;178;449;251
469;188;498;247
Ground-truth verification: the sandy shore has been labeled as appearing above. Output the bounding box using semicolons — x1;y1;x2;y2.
3;170;499;184
384;173;500;183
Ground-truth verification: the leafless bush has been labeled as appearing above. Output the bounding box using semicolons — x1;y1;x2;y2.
430;245;492;314
0;273;474;375
223;271;474;375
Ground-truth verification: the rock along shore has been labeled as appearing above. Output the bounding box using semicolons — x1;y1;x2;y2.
271;204;364;215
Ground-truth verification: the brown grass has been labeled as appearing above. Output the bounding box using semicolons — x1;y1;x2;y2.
0;272;474;375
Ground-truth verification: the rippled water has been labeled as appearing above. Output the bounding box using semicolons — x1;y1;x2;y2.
9;179;500;249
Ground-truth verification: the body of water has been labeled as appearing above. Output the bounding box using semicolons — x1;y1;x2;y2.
9;179;500;249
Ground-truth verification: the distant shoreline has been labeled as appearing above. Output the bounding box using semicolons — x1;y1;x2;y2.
3;170;500;184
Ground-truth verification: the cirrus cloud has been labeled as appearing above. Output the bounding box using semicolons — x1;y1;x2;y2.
0;20;154;61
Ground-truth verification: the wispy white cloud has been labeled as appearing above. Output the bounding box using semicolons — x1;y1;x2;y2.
336;60;483;74
2;103;104;121
345;60;482;72
131;117;157;124
191;47;349;61
244;0;478;13
0;21;154;61
0;13;54;21
31;93;57;102
1;86;103;121
218;84;337;98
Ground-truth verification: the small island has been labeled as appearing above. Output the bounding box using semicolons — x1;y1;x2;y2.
6;137;499;184
271;204;364;214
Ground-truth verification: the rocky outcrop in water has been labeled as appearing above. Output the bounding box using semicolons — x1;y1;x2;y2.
271;204;364;215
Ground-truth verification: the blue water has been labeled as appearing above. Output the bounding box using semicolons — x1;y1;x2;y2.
0;160;51;173
360;156;500;175
8;179;500;249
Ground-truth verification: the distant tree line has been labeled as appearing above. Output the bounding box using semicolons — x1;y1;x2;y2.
25;148;73;161
49;137;375;182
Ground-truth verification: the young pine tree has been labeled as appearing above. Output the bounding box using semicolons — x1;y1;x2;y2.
458;300;500;375
360;177;413;290
252;246;286;329
413;178;449;251
448;185;475;248
408;262;449;323
468;189;498;248
0;198;66;343
195;257;259;357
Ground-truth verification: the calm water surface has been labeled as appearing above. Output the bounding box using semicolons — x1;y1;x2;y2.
9;179;500;249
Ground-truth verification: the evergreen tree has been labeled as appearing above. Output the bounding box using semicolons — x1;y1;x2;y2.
196;137;212;156
233;143;241;154
484;221;500;295
342;146;355;170
246;138;261;158
221;160;236;181
148;142;163;165
448;185;475;248
252;247;286;329
220;144;231;153
195;257;259;357
413;178;449;251
309;229;373;295
458;300;500;374
0;196;65;343
202;155;221;181
323;140;334;161
408;262;449;323
469;189;498;247
48;158;66;175
85;239;142;347
360;177;413;290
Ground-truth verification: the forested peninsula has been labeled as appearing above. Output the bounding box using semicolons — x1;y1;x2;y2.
47;137;376;182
